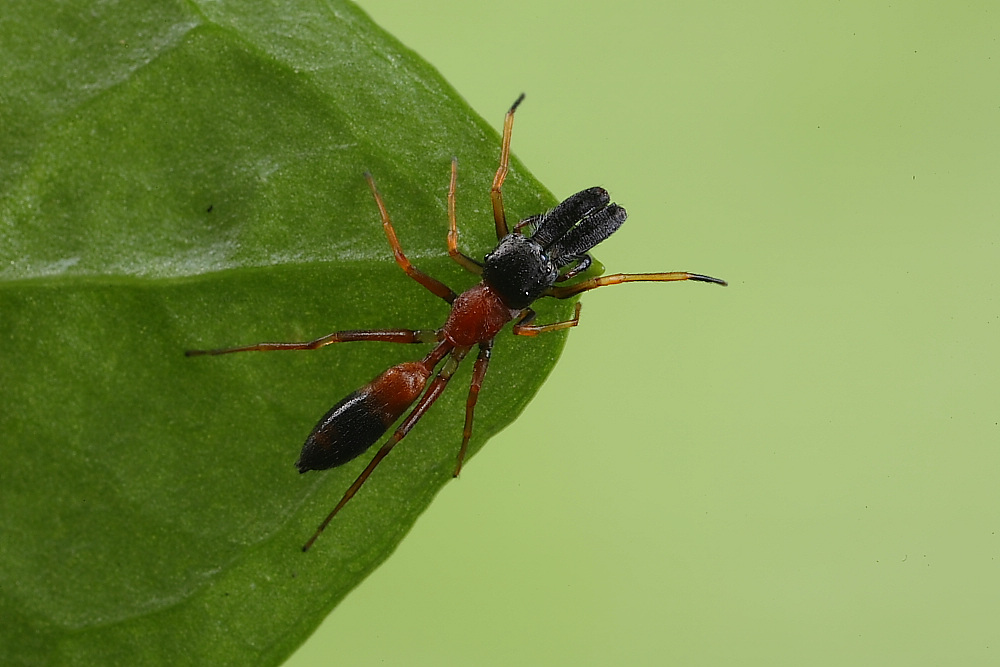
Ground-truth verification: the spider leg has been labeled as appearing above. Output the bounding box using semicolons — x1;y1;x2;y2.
490;93;525;239
366;172;459;304
453;339;494;477
447;157;485;275
546;272;727;299
185;328;441;356
511;303;582;337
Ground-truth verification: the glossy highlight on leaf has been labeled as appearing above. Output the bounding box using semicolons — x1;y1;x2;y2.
0;1;573;664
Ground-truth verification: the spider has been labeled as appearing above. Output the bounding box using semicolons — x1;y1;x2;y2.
186;95;727;550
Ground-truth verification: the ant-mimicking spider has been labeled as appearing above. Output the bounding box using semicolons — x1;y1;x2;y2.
186;94;727;551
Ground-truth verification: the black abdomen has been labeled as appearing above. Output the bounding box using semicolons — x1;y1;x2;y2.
296;390;388;472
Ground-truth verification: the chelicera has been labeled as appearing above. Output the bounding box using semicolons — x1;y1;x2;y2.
187;95;727;551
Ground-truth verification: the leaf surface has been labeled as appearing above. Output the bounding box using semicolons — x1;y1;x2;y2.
0;1;570;663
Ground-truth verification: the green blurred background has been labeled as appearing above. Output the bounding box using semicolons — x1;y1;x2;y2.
288;1;998;665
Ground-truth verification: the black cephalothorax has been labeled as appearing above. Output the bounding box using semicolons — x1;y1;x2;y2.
483;187;627;309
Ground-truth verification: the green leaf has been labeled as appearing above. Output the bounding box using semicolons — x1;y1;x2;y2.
0;1;573;664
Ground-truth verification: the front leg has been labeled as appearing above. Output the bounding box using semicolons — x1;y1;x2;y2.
546;271;727;299
490;94;526;240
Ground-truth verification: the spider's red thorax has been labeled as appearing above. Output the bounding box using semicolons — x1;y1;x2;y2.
442;283;516;347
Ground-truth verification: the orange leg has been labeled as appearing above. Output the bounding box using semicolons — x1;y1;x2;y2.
490;93;525;240
365;172;458;304
453;340;493;477
447;157;484;275
185;328;440;356
546;272;727;299
512;302;582;337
